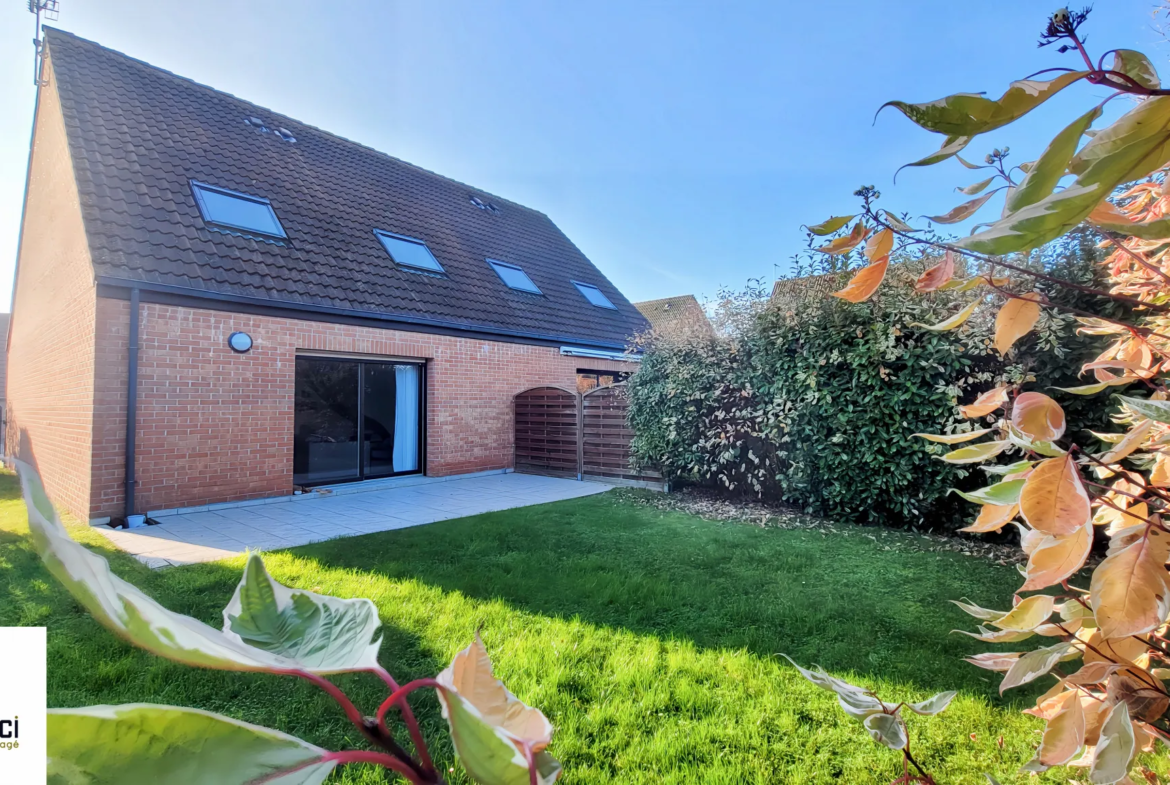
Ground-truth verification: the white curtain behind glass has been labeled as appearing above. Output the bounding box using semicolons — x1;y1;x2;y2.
393;365;420;472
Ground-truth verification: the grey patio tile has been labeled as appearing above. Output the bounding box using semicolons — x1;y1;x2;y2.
380;509;445;524
230;540;296;553
145;543;242;562
96;473;616;567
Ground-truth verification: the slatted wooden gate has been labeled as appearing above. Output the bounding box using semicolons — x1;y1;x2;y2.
514;383;663;488
514;386;581;478
582;384;662;485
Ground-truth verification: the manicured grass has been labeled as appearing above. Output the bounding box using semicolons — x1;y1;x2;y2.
0;472;1108;783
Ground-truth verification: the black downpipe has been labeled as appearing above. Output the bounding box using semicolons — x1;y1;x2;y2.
124;288;140;522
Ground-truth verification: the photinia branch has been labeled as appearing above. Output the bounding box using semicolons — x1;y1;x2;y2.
324;750;430;784
1144;723;1170;747
373;666;437;777
245;757;340;785
978;276;1170;360
861;686;937;785
1062;20;1170;96
377;678;444;731
1084;484;1170;537
1072;444;1170;508
1082;472;1170;510
1051;666;1107;704
524;744;540;785
1085;484;1168;524
246;750;429;785
278;669;368;728
1053;621;1168;696
900;739;936;785
864;206;1170;362
278;669;437;783
1098;232;1170;288
862;206;1170;316
1061;22;1170;96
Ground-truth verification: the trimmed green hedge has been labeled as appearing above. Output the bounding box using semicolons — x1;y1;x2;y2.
628;258;1113;529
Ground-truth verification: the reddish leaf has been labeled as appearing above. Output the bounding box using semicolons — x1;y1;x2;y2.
959;385;1009;418
915;251;957;292
1011;392;1066;442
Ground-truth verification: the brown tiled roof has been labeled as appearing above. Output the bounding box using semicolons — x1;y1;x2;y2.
634;295;713;338
769;273;841;307
771;254;970;309
43;29;649;349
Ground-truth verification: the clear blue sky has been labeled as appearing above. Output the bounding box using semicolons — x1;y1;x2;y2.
0;1;1165;308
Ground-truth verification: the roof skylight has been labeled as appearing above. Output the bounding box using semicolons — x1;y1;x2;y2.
488;260;541;294
573;281;617;309
191;181;286;238
375;230;445;274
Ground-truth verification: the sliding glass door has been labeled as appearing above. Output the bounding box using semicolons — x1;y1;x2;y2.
294;357;424;486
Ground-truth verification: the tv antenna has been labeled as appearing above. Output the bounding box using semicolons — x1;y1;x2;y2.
29;0;60;86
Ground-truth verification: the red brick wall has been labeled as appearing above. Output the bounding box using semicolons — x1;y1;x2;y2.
6;64;98;520
90;299;635;518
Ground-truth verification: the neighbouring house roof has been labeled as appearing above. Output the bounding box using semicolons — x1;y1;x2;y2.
769;273;841;308
41;28;649;350
770;255;968;310
633;295;713;338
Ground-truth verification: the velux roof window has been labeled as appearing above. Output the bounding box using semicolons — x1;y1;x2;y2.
191;181;286;238
374;230;445;274
573;281;617;309
488;260;541;294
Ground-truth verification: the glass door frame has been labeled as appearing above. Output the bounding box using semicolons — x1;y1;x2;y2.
293;354;427;488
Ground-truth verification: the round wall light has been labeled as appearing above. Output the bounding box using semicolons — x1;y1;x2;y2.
228;331;254;353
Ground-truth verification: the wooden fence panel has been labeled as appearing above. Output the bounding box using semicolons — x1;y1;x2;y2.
581;384;662;485
514;387;580;478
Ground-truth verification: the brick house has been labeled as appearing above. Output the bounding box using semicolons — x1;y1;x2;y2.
9;29;648;525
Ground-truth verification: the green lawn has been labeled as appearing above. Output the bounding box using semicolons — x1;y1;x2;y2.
0;473;1092;783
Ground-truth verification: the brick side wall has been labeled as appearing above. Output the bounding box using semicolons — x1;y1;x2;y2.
91;299;634;518
6;64;98;520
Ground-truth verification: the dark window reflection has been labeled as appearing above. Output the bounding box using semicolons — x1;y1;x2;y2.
294;358;422;486
294;358;359;485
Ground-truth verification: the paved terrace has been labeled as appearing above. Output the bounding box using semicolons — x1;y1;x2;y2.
95;472;609;568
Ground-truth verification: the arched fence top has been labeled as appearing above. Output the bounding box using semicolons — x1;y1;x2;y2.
513;382;662;488
514;384;581;400
581;381;628;399
513;385;581;480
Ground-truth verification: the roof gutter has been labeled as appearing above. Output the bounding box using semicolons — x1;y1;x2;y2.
95;276;639;354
